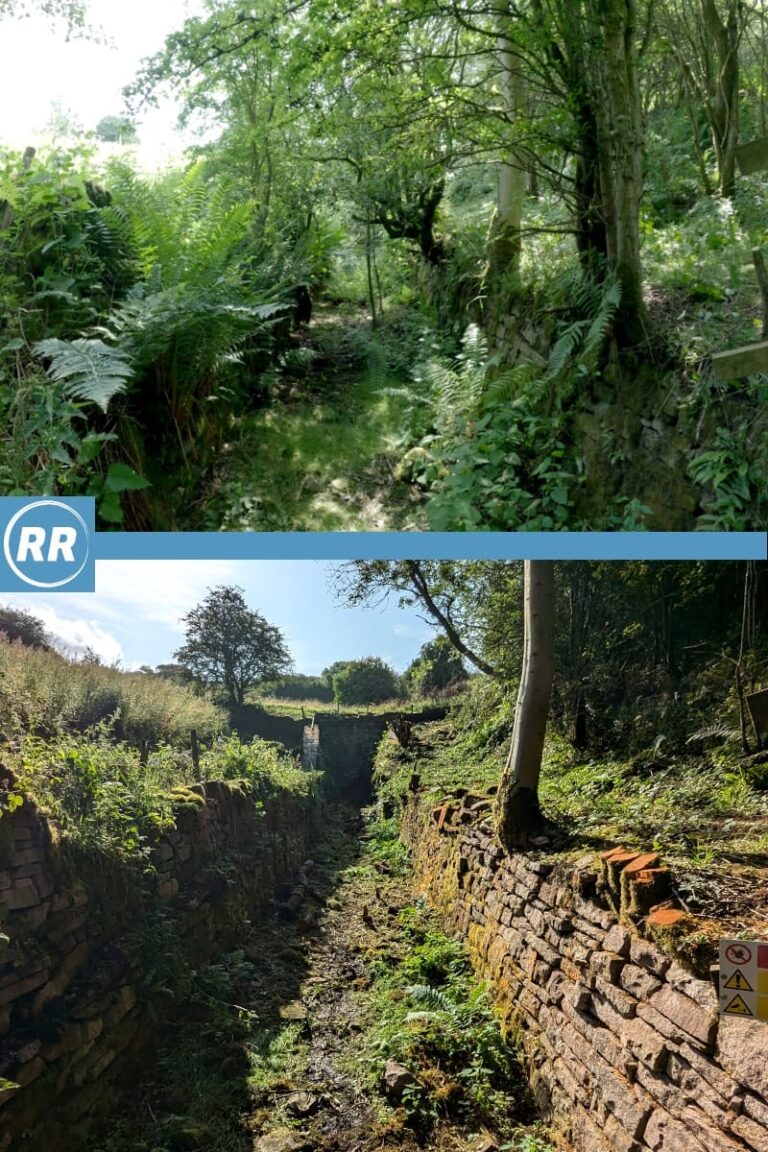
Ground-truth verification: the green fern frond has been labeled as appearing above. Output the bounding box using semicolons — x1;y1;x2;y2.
33;338;134;412
405;984;454;1013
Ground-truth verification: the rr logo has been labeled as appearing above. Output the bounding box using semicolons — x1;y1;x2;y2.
0;499;95;591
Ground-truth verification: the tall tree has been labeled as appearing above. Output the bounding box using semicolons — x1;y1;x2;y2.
404;636;469;697
659;0;744;197
333;560;510;677
495;560;555;851
175;585;292;706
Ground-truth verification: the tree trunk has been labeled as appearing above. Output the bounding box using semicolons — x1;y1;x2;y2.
365;217;378;330
700;0;740;198
485;3;528;343
592;0;646;346
495;561;555;853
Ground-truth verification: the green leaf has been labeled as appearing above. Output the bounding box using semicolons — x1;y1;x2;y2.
105;462;151;493
550;486;569;505
97;491;124;524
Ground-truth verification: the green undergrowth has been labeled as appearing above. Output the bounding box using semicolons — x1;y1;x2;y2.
0;634;223;748
90;948;265;1152
352;902;543;1141
373;681;768;912
6;729;316;863
202;311;433;531
88;804;553;1152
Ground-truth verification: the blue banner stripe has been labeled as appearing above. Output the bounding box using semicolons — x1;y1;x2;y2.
92;532;767;561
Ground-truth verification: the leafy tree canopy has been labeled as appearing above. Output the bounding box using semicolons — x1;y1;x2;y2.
403;636;468;698
175;585;292;706
0;0;85;19
0;607;52;650
95;115;138;143
332;657;400;706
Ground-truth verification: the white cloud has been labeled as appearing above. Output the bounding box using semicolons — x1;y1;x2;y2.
393;622;432;641
92;560;244;633
0;599;124;664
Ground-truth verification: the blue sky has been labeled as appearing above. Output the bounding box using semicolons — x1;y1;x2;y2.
0;561;435;674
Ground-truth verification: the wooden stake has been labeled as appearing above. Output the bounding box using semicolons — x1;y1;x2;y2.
190;729;200;777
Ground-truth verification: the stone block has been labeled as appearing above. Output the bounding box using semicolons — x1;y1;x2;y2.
650;985;717;1049
32;942;90;1015
572;915;607;942
20;900;50;932
731;1114;768;1152
643;1108;708;1151
0;969;49;1006
591;975;637;1018
680;1106;754;1152
14;1056;46;1088
623;1016;669;1073
589;1058;652;1138
574;896;615;930
590;950;625;983
744;1094;768;1129
629;935;671;978
604;923;631;956
4;878;39;910
619;962;662;1001
717;1016;768;1100
603;1111;642;1152
665;961;717;1012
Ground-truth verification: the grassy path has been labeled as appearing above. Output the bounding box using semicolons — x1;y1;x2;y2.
198;310;423;531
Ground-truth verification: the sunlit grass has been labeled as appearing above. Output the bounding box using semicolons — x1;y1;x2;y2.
211;369;419;531
244;694;446;718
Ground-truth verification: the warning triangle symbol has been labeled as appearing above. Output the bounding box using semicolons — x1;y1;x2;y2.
724;969;753;992
724;993;754;1016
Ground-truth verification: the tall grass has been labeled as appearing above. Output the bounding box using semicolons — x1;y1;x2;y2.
0;636;222;749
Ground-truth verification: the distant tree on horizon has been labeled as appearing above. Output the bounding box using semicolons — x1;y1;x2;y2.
176;585;292;707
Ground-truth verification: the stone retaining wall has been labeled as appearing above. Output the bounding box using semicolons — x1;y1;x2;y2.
0;772;316;1150
231;707;447;793
404;792;768;1152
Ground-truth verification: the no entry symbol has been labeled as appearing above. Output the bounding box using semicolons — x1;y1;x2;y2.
726;943;753;966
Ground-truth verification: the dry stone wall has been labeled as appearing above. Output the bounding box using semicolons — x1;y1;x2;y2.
404;793;768;1152
0;771;316;1151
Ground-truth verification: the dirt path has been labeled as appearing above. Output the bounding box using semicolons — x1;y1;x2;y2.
247;804;418;1152
91;801;555;1152
246;804;555;1152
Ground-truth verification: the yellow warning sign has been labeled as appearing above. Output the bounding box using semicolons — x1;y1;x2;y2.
724;969;754;992
724;993;754;1016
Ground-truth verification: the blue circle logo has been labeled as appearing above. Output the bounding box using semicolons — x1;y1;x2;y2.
2;500;90;589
